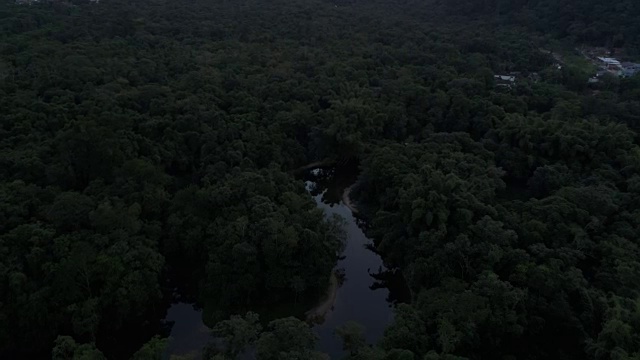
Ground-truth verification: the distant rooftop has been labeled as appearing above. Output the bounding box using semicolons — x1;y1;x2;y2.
598;57;621;66
494;75;515;82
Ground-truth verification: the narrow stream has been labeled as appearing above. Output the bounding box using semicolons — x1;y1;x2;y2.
306;165;409;358
161;164;409;359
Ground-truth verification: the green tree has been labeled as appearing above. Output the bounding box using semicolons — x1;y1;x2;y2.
52;336;105;360
130;336;168;360
212;312;262;357
256;317;325;360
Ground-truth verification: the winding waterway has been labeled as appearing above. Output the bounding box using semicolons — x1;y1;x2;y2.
305;165;409;358
162;164;408;359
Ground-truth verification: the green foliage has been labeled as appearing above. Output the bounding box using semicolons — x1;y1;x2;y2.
256;317;325;360
206;313;326;360
212;312;262;358
0;0;639;359
337;322;387;360
413;0;640;53
52;336;106;360
336;321;367;355
351;63;640;360
130;336;168;360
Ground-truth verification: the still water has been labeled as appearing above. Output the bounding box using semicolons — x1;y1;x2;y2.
162;164;408;359
306;165;409;358
163;303;211;358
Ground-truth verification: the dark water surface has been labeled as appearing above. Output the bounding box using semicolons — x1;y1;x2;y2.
163;303;211;359
306;165;409;358
162;164;408;359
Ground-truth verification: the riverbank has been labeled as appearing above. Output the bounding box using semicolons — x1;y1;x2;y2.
305;271;339;324
341;186;359;214
305;184;362;323
304;176;364;324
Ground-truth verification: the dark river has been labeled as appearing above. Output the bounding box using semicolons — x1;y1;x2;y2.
162;164;408;359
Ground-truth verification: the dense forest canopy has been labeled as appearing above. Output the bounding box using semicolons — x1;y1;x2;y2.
1;0;639;359
416;0;640;53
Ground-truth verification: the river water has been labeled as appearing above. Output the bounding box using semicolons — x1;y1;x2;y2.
162;164;408;359
306;165;409;357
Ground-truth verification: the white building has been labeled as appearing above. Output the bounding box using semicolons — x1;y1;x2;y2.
494;75;516;82
494;75;516;88
597;57;621;66
595;57;624;76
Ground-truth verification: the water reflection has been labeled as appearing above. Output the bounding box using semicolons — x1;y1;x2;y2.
160;162;408;360
162;303;211;360
306;167;356;205
304;162;409;359
369;267;412;307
